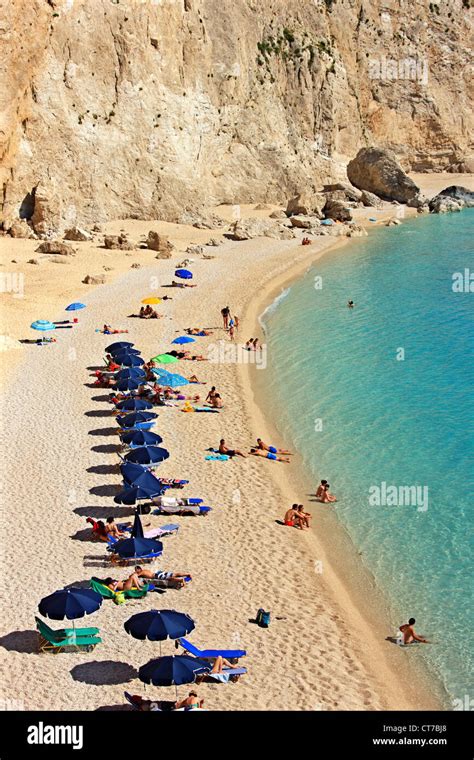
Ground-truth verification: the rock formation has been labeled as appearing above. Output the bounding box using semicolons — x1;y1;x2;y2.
1;1;472;232
347;148;419;203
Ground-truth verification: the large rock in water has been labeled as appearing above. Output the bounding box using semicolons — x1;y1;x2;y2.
347;147;419;203
429;196;464;214
437;186;474;207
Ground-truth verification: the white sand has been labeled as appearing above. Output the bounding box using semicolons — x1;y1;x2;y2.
2;176;468;710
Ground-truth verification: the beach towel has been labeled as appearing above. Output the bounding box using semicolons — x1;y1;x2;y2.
194;407;220;413
205;454;229;461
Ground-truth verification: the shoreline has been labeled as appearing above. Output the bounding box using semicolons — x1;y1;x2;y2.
237;225;448;711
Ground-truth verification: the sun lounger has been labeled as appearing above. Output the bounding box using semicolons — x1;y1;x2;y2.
144;524;179;539
35;616;102;654
176;637;246;661
158;479;189;489
152;505;211;516
89;578;151;602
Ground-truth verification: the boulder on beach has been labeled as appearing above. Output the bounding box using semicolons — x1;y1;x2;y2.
290;215;316;229
323;183;362;202
64;226;92;242
146;230;173;255
8;220;36;239
104;234;135;250
286;191;326;218
228;218;294;240
437;186;474;207
35;240;76;256
82;274;106;284
324;199;353;222
429;195;464;214
269;209;287;219
360;190;382;207
347;147;419;203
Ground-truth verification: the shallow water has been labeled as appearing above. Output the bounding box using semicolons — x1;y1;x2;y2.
261;211;474;704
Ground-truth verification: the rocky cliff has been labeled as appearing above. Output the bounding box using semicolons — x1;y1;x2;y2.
1;0;472;232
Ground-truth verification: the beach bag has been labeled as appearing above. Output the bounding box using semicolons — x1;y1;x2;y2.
256;608;270;628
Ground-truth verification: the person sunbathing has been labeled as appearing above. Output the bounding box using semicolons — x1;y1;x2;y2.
284;505;306;529
249;447;290;463
186;328;213;336
135;566;191;588
244;339;254;350
171;280;197;288
256;438;292;455
105;516;129;539
94;371;113;387
218;439;247;457
175;691;204;710
320;484;337;503
399;618;429;644
252;338;262;351
195;656;242;683
104;572;143;592
209;393;223;408
101;325;129;334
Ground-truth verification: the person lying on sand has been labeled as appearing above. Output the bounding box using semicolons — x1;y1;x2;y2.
175;691;204;710
219;439;247;458
315;480;328;499
188;375;203;384
135;566;191;588
105;516;130;539
399;618;429;644
296;504;312;528
256;438;292;455
100;325;129;334
244;339;254;350
319;484;337;503
167;350;207;361
186;328;213;336
284;505;306;529
249;447;290;463
252;338;262;351
104;572;143;592
171;280;197;288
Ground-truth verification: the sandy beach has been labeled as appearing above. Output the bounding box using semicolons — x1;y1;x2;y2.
0;174;471;711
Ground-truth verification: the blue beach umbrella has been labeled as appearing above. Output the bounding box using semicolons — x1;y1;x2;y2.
65;302;86;311
114;354;143;368
116;411;157;429
125;610;195;642
109;536;163;560
114;368;146;381
174;269;193;280
110;347;141;357
172;336;195;345
106;341;135;352
125;446;170;466
38;588;102;622
138;655;210;688
120;462;152;484
114;379;143;393
151;369;189;388
120;429;163;447
131;512;145;539
114;485;160;505
31;320;56;332
115;398;153;413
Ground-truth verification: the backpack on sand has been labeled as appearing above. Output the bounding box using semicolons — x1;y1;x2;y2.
256;608;270;628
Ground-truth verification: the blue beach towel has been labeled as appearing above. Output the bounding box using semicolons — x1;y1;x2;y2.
205;454;229;461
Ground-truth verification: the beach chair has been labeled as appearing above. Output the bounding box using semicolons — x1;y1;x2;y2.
89;578;151;603
35;616;101;654
176;638;246;662
149;572;192;590
108;549;162;567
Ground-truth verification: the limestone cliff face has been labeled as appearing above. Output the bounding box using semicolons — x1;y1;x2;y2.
1;0;472;231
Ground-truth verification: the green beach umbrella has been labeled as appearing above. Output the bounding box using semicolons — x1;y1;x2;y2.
152;354;178;364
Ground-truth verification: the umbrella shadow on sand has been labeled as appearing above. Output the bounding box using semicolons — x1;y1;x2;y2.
95;704;132;712
0;630;38;654
89;484;120;497
90;394;113;403
62;579;92;590
87;464;120;475
74;506;135;519
91;444;121;454
84;410;113;418
70;661;137;686
70;528;93;543
89;427;118;437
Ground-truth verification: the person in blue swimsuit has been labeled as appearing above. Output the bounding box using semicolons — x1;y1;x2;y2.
256;438;292;455
249;448;290;463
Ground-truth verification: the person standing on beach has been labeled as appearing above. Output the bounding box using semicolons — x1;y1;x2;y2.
399;618;429;644
221;306;230;330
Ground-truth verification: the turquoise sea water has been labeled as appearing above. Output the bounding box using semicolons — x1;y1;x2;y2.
261;211;473;704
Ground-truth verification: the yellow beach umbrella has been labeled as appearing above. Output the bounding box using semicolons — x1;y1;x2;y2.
141;297;162;305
